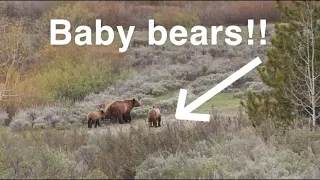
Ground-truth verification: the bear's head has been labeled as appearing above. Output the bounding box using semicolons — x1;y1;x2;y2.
133;98;142;107
98;110;106;119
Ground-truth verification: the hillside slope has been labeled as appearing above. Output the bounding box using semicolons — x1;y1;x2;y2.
9;25;273;130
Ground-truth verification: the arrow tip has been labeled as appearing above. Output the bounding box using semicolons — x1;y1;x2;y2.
254;56;262;64
175;57;262;122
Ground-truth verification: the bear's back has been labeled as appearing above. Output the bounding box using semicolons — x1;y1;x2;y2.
153;108;160;115
87;111;101;120
148;108;160;120
106;100;132;114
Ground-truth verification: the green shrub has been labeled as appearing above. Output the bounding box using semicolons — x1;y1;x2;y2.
280;130;320;154
39;59;114;102
136;133;320;179
154;9;200;28
175;12;200;27
40;2;98;32
16;44;131;105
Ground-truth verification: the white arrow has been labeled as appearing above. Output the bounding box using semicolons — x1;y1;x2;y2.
175;57;262;122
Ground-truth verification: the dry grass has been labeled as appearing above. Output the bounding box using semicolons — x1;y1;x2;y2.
1;110;320;179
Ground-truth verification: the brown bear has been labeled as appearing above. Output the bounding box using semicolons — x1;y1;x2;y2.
146;106;161;127
104;98;142;124
87;110;105;128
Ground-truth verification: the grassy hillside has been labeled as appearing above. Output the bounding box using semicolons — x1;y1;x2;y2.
193;93;241;114
1;1;320;179
1;23;320;179
7;23;272;130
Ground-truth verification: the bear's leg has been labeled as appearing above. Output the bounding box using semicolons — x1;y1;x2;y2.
158;116;161;127
128;114;132;123
125;114;132;123
109;116;117;123
122;114;129;123
94;120;98;128
97;119;102;127
88;119;92;128
153;120;157;127
118;114;125;124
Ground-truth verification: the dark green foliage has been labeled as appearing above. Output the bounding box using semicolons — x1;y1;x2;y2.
241;90;293;135
270;1;320;121
243;1;320;130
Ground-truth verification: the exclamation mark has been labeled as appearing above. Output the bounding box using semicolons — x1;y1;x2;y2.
260;19;266;45
248;19;254;45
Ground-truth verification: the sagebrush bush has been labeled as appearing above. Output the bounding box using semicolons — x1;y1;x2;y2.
3;110;320;179
135;133;320;179
188;73;229;95
245;81;266;91
9;118;32;132
0;110;8;126
0;127;78;179
75;145;100;171
273;130;320;154
131;106;150;119
233;91;247;99
84;112;241;178
10;106;68;131
9;104;101;131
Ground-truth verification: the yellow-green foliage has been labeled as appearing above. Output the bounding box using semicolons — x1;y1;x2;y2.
41;2;98;30
154;8;200;28
174;12;200;27
0;19;29;111
16;44;131;107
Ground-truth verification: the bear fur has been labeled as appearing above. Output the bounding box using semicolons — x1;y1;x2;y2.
87;110;104;128
146;106;161;127
104;98;142;124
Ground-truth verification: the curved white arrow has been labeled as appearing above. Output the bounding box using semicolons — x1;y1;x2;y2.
175;57;262;122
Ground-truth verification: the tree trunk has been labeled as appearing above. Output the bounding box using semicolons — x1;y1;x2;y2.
312;95;316;131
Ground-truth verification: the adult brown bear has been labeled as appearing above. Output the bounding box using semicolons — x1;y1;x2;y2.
146;106;161;127
104;98;142;124
87;110;105;128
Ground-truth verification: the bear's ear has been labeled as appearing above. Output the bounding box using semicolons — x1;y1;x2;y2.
133;98;136;101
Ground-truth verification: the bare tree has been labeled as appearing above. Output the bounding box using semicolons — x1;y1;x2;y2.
284;2;320;131
0;18;26;103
